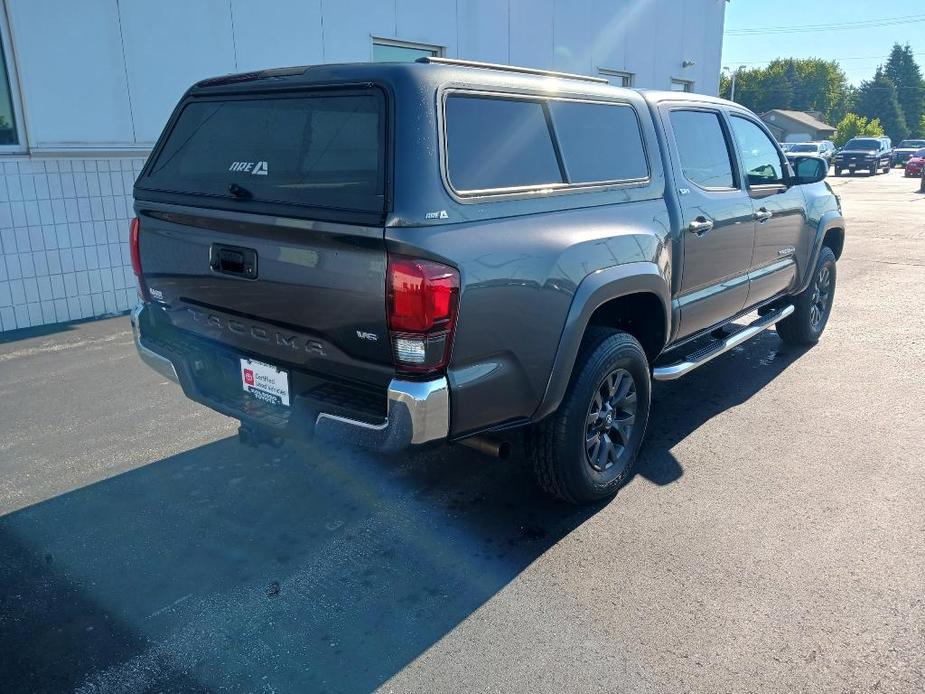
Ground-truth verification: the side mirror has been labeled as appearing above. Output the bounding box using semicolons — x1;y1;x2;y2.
792;155;828;184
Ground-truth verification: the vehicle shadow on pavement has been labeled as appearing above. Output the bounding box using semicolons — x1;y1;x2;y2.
637;329;809;486
0;331;808;693
0;432;597;692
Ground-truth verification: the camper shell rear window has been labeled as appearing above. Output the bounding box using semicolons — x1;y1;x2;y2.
139;88;386;214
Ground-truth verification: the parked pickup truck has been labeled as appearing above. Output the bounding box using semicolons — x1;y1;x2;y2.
131;59;844;504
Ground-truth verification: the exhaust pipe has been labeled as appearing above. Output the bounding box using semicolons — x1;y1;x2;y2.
458;436;512;459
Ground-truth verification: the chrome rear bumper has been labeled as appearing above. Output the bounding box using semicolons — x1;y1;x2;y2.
314;377;449;449
130;303;179;383
131;302;448;450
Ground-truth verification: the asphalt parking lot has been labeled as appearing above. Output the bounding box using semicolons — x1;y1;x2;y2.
1;171;923;693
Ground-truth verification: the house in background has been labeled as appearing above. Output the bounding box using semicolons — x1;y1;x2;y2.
0;0;728;332
760;109;836;143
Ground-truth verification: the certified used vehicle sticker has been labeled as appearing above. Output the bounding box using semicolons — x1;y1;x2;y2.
241;358;290;406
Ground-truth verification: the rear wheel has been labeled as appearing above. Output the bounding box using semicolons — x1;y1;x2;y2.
528;329;651;504
777;246;837;345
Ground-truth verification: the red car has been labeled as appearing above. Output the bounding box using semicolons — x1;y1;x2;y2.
904;148;925;177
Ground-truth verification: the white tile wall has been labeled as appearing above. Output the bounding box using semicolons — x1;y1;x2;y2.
0;156;147;332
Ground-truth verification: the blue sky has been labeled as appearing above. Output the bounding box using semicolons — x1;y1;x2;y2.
721;1;925;85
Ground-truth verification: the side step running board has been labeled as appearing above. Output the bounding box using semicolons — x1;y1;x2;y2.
652;304;795;381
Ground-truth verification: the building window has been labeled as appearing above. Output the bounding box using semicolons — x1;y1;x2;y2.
0;10;24;151
372;37;443;63
598;69;634;88
670;78;694;93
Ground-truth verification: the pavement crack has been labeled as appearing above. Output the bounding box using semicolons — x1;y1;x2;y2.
840;258;925;268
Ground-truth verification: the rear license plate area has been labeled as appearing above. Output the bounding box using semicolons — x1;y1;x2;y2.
241;358;290;407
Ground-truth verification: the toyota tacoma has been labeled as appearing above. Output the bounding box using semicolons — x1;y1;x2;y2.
131;59;844;504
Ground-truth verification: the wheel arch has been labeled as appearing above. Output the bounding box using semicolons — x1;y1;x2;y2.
795;211;845;294
822;226;844;260
533;262;670;421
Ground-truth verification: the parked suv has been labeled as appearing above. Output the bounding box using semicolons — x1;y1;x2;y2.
131;59;844;504
834;137;892;176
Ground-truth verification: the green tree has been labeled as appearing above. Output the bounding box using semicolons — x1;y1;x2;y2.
763;61;794;110
884;44;925;140
855;68;908;143
920;114;925;138
833;113;884;147
788;58;851;123
717;59;850;123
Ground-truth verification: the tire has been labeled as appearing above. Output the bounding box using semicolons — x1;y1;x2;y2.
834;168;842;177
528;328;651;504
869;164;877;176
777;246;837;346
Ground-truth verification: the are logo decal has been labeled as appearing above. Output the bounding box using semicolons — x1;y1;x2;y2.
229;161;269;176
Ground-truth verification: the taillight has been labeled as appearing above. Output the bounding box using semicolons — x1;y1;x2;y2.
129;217;149;300
387;255;459;374
129;217;141;275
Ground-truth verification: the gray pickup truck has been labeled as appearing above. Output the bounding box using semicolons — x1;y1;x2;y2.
130;58;844;504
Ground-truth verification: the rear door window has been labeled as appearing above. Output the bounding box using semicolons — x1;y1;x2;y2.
547;101;648;183
445;96;564;192
141;90;385;213
668;110;735;189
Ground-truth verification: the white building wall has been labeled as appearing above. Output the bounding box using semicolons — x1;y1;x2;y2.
0;156;144;331
0;0;725;332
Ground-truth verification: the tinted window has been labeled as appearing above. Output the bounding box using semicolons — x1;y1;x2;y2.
547;101;648;183
790;143;819;153
845;138;881;150
143;92;385;212
445;96;563;191
899;139;925;148
730;116;785;186
669;110;735;189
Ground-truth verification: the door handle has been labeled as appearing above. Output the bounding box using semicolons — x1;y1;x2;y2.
687;216;714;236
755;207;773;222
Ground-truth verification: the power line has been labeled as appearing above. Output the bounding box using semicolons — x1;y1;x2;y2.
727;13;925;36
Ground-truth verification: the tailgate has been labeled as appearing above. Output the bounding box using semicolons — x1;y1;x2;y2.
137;207;393;387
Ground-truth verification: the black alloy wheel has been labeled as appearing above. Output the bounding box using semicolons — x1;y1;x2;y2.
585;368;637;474
809;262;833;331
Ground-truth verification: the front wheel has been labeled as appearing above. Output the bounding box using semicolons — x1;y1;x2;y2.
834;168;842;176
777;246;837;345
528;329;651;504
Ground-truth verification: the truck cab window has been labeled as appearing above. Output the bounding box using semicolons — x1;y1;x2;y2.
729;116;785;186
